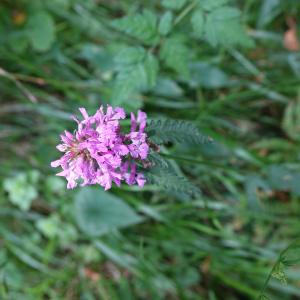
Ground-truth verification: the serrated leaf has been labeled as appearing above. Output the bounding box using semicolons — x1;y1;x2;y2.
112;65;147;105
115;46;146;65
159;11;173;36
146;119;213;145
160;36;190;77
210;6;241;19
112;10;159;45
27;11;56;52
75;187;142;236
200;0;229;11
162;0;187;10
204;6;253;47
143;53;159;87
191;9;204;37
192;2;254;48
112;49;158;105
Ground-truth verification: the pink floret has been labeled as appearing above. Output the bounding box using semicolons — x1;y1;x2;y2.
51;105;149;190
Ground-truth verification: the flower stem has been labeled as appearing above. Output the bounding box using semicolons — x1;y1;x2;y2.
173;0;199;26
160;153;234;171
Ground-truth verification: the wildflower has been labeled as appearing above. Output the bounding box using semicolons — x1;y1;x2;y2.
51;105;149;190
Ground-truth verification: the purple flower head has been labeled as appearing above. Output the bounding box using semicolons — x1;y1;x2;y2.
51;105;149;190
127;110;149;160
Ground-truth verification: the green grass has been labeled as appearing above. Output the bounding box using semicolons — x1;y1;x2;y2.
1;0;300;299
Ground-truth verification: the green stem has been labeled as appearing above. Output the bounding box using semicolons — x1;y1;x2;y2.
173;0;198;26
160;153;236;171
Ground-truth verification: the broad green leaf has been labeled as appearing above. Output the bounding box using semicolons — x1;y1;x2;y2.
190;2;254;47
27;11;56;51
158;11;173;36
160;36;190;77
112;10;159;45
161;0;187;10
204;6;253;47
75;187;142;236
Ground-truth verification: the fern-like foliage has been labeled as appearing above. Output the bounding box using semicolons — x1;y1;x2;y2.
143;165;201;197
140;149;201;196
146;119;213;145
147;150;170;169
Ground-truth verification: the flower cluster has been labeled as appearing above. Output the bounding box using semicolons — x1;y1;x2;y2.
51;106;149;190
